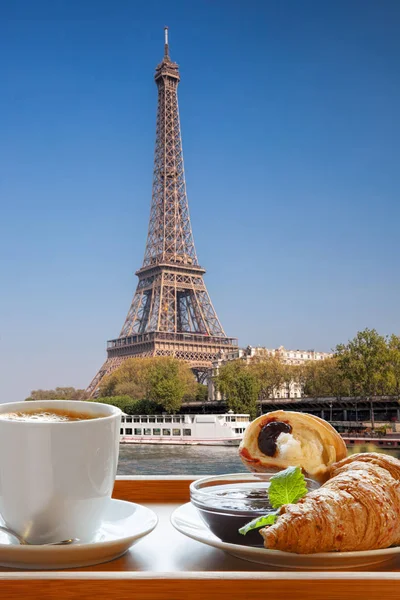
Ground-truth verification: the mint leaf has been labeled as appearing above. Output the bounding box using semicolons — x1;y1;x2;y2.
238;511;279;536
238;466;308;537
268;466;307;509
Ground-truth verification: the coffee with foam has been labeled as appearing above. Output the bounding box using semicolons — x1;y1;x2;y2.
0;408;105;423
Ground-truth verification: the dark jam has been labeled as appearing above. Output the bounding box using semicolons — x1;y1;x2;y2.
257;421;292;456
194;484;273;547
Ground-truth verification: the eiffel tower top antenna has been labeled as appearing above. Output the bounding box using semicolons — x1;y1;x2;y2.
164;26;169;58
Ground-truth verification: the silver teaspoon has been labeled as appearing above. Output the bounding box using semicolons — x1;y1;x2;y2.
0;525;78;546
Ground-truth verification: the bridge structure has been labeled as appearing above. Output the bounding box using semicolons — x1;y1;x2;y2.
181;395;400;428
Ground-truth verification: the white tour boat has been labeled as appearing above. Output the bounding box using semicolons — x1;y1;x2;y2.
119;412;250;446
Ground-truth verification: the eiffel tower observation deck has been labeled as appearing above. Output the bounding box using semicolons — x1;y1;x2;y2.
86;29;237;396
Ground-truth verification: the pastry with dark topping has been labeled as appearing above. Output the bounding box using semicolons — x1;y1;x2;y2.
239;410;347;483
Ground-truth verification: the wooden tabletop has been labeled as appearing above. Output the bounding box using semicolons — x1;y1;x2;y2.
0;478;399;600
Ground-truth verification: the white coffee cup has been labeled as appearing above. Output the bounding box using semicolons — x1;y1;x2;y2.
0;400;121;544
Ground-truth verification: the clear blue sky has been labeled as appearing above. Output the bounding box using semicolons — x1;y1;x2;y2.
0;0;399;402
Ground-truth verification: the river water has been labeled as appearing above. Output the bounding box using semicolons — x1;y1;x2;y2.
116;443;400;476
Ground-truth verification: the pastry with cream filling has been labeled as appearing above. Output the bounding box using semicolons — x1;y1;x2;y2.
239;410;347;482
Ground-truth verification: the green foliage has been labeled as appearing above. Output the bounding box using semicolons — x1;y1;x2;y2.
248;356;285;401
215;360;260;419
195;384;208;403
88;396;164;415
124;399;163;415
25;387;85;401
387;334;400;396
216;329;400;414
299;357;350;398
88;396;134;411
98;356;196;414
335;328;389;398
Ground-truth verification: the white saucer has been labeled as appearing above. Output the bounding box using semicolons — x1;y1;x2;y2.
0;499;157;569
171;502;400;570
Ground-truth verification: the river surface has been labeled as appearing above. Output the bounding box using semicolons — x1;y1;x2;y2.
116;443;400;476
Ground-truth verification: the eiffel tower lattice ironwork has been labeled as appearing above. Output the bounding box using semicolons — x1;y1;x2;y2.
86;28;237;397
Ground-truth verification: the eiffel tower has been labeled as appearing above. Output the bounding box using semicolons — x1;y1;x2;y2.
86;29;237;397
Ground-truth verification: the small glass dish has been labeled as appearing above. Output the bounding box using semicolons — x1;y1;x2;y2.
190;472;319;547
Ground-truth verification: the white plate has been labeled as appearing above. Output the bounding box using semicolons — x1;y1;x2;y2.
0;499;157;569
171;502;400;570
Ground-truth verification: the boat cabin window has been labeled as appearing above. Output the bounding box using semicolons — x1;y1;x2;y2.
134;428;142;435
157;417;163;423
149;417;156;423
183;429;191;436
133;417;140;423
144;428;151;435
165;417;172;423
125;428;132;435
120;428;123;435
153;428;161;436
163;429;171;436
173;429;180;436
173;417;181;423
140;417;148;423
126;417;132;423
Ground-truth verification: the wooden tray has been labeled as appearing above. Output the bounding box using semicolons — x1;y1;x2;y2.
0;476;399;599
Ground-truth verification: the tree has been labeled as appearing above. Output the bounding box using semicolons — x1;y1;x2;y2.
194;384;208;403
88;396;134;412
98;357;196;414
124;399;163;415
145;357;196;413
215;360;259;419
335;328;388;428
248;356;285;402
25;387;85;401
99;360;148;399
300;357;349;398
387;334;400;399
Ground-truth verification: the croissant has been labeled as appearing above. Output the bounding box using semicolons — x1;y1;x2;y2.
260;452;400;553
239;410;347;482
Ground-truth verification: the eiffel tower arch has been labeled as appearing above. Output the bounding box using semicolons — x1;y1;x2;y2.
86;29;237;397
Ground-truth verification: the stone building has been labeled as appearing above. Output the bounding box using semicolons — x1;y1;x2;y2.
208;345;332;401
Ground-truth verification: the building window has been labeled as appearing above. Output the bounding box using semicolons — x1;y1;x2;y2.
183;429;191;436
125;428;132;435
163;429;171;436
134;428;142;435
173;429;181;436
153;428;161;436
144;428;151;435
